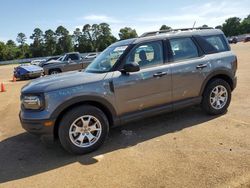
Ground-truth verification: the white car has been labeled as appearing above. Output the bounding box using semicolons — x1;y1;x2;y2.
84;53;98;59
31;59;45;66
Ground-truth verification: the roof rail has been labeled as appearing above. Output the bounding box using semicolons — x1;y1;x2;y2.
140;27;214;37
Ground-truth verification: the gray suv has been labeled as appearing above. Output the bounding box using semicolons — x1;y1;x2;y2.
20;28;237;154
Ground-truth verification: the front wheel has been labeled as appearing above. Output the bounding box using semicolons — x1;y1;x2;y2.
201;79;231;115
58;105;109;154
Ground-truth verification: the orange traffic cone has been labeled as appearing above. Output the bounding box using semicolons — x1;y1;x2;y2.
12;75;17;82
1;82;6;92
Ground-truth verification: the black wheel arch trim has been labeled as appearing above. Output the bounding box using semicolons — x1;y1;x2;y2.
50;95;119;126
199;69;235;96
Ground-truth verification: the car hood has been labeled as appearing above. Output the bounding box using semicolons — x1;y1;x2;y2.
43;60;62;66
22;71;107;94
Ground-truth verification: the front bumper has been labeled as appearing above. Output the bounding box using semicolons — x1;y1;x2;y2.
19;112;55;139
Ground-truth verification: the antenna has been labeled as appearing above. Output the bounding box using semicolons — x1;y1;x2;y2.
192;21;196;29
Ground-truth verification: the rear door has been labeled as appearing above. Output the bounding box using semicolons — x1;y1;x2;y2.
112;40;172;116
168;37;211;102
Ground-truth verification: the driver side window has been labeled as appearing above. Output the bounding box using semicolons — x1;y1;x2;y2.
126;41;163;69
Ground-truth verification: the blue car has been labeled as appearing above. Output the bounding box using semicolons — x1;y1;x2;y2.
14;65;44;80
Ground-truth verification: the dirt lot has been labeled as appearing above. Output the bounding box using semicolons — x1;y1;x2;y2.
0;43;250;188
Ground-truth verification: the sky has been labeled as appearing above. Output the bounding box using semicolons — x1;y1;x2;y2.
0;0;249;43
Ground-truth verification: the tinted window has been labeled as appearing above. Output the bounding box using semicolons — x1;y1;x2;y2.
169;38;199;61
126;41;163;68
68;54;79;60
194;35;218;54
203;35;229;52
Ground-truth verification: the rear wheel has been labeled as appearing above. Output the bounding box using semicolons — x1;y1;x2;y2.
49;69;61;75
58;105;109;154
201;79;231;115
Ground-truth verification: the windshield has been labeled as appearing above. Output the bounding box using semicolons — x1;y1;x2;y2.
56;56;63;61
85;45;128;73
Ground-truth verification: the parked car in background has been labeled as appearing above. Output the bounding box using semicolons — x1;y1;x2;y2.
39;56;61;67
31;59;46;66
228;37;238;44
20;28;237;154
244;36;250;42
84;53;98;59
14;65;44;79
43;52;91;75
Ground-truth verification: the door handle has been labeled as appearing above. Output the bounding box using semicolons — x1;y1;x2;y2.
196;64;207;69
153;71;168;78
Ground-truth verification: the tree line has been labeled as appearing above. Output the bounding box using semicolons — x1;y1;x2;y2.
0;14;249;61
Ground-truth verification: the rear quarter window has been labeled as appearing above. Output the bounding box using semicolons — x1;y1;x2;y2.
203;35;229;53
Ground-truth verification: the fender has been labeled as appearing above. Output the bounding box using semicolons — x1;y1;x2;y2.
50;95;119;125
199;69;234;96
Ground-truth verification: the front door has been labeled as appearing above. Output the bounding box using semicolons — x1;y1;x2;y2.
112;40;172;116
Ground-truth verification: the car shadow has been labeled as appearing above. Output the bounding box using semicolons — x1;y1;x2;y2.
0;106;221;183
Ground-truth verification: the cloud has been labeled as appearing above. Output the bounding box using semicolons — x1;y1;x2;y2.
136;1;249;27
81;14;121;24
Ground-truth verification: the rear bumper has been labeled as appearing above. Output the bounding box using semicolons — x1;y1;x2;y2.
19;113;55;140
27;71;43;78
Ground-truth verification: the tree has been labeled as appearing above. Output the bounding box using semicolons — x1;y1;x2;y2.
240;14;250;34
119;27;138;40
16;32;27;58
0;42;5;61
55;26;73;54
30;28;44;57
16;32;27;45
201;24;209;28
81;23;117;52
73;28;82;52
215;25;222;30
160;25;171;30
6;40;16;47
44;29;57;56
222;17;241;37
97;23;117;51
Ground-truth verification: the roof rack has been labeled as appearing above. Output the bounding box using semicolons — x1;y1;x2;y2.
140;27;214;38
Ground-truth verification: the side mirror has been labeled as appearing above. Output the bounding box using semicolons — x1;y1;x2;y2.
121;62;140;73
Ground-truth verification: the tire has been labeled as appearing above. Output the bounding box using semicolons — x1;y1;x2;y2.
58;105;109;155
49;69;61;75
201;79;231;115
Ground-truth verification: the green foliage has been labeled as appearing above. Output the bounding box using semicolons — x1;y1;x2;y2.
44;29;57;56
240;14;250;34
119;27;138;40
215;25;222;30
55;26;73;54
30;28;44;57
1;15;250;61
77;23;117;52
160;25;171;30
222;17;241;37
202;25;209;28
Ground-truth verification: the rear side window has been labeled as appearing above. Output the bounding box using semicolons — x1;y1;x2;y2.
203;35;229;52
169;38;199;61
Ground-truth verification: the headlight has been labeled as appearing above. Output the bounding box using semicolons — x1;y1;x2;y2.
21;95;44;110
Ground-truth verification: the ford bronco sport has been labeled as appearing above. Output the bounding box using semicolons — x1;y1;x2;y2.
20;28;237;154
